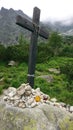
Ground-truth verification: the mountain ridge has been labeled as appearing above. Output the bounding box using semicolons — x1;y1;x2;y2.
0;7;31;45
0;7;73;45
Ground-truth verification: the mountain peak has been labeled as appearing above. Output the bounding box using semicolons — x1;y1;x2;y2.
0;7;73;45
0;7;31;45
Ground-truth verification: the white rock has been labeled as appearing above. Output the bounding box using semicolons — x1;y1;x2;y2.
36;102;42;106
32;92;36;96
45;100;51;105
31;102;37;108
9;97;15;101
3;96;8;101
18;102;26;108
40;99;44;103
25;84;31;91
17;84;26;95
8;60;16;66
1;83;72;113
21;96;26;100
40;95;43;99
14;100;20;106
53;102;61;107
70;106;73;113
25;90;32;96
47;101;55;106
27;98;34;105
19;83;26;88
35;91;41;96
40;91;44;95
13;95;21;100
59;102;66;107
8;91;16;97
8;87;16;91
35;88;40;92
48;68;60;74
31;89;35;93
50;98;57;102
3;87;16;95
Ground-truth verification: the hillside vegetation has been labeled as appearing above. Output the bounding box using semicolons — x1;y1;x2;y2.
0;32;73;105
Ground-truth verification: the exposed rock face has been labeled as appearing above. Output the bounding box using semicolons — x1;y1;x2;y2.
0;102;73;130
0;7;31;45
0;83;73;130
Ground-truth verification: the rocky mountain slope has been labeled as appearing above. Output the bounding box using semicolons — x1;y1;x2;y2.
0;7;73;45
0;7;31;45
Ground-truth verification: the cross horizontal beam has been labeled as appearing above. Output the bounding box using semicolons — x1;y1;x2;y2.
16;15;49;39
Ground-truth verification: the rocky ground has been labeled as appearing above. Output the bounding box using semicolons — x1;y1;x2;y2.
0;83;73;113
0;83;73;130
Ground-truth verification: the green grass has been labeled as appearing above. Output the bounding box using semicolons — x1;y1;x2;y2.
0;62;28;89
0;57;73;105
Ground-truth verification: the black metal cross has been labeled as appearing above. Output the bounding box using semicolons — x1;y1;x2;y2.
16;7;49;88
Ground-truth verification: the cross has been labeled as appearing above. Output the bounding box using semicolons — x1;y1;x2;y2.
16;7;49;88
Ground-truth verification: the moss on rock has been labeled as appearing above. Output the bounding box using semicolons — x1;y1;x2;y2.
59;117;73;130
0;102;73;130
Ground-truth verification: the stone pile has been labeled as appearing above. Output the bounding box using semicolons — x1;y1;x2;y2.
1;83;73;113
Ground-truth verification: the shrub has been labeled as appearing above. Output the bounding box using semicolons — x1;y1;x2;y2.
0;44;6;61
60;62;73;81
48;32;63;56
37;43;52;63
60;45;73;57
5;44;29;62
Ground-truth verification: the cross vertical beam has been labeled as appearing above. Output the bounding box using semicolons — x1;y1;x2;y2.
16;7;49;88
27;7;40;87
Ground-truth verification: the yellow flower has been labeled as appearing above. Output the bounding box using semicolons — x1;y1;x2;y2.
34;96;41;102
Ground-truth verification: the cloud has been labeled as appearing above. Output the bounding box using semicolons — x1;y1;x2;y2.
0;0;73;21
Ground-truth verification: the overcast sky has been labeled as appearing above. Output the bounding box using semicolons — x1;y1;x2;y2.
0;0;73;22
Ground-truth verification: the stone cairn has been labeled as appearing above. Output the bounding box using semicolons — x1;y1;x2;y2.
1;83;73;113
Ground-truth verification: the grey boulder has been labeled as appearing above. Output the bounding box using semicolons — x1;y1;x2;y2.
0;101;73;130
